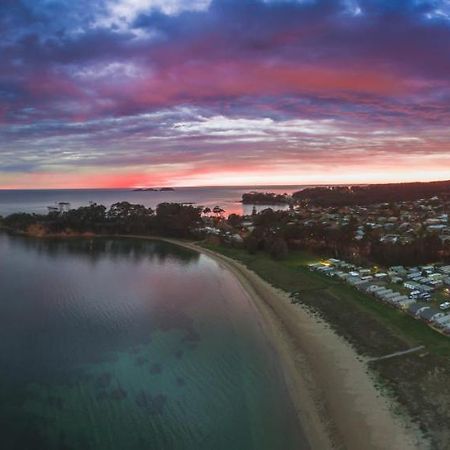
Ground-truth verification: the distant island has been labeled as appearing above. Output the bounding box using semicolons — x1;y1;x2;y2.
242;191;290;205
132;187;175;192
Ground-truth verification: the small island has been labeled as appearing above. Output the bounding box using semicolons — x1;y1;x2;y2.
242;191;290;205
132;187;175;192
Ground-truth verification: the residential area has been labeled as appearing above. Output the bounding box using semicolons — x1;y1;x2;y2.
293;195;449;247
199;189;450;265
309;259;450;336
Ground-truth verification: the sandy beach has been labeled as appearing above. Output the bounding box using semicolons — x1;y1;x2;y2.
162;239;429;450
12;231;431;449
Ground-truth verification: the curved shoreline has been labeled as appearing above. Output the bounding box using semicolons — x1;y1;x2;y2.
159;238;428;450
5;231;429;449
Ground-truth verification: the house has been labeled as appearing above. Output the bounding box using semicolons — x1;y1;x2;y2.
317;265;332;272
406;272;421;280
417;284;433;293
374;272;388;279
347;276;363;285
390;265;407;275
390;276;403;284
230;234;244;244
429;280;443;288
359;269;372;276
385;291;402;300
382;291;402;303
397;298;416;310
354;280;370;290
427;224;446;232
391;294;409;303
328;258;341;266
433;314;450;328
407;304;429;318
376;289;393;299
380;234;399;244
308;263;324;270
404;281;420;290
335;271;347;279
404;281;433;293
366;285;384;294
360;275;374;281
419;308;444;323
427;273;443;281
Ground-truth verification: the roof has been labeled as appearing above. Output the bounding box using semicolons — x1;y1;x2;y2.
408;303;428;315
419;308;442;321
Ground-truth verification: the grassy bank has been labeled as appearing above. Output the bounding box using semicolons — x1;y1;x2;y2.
201;242;450;447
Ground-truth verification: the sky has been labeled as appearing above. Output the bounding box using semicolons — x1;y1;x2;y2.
1;0;449;188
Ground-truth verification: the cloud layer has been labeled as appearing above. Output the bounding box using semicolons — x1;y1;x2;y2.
1;0;449;187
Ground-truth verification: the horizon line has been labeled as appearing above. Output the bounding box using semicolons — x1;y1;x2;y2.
0;179;449;191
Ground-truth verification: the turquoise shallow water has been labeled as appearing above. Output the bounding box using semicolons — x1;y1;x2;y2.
0;234;308;450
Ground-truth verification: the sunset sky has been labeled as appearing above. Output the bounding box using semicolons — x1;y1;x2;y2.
1;0;449;188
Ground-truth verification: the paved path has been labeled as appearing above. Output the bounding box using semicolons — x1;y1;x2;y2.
369;345;425;362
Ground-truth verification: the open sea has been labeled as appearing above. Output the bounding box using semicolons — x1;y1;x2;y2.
0;186;306;217
0;234;309;449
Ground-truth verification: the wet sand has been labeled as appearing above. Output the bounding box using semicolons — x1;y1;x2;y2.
164;239;429;450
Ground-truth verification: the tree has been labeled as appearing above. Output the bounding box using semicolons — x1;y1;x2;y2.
212;206;225;218
155;203;202;237
2;212;39;231
61;203;107;232
227;213;242;228
244;235;259;254
268;237;289;260
107;202;154;233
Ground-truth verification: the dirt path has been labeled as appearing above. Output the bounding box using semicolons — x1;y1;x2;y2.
369;346;426;362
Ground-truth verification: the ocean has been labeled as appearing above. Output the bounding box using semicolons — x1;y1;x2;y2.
0;234;308;449
0;186;306;217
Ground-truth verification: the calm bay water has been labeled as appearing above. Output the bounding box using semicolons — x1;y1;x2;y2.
0;234;307;449
0;186;305;217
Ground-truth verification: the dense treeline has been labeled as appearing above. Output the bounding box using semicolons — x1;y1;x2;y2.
293;180;450;206
241;192;290;204
235;208;449;264
2;200;448;265
1;202;203;238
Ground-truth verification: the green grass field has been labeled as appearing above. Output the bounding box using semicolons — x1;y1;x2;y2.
201;242;450;446
202;242;450;356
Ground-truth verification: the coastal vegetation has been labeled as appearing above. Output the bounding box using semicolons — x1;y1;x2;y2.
232;207;449;265
201;242;450;448
1;201;202;238
292;180;450;206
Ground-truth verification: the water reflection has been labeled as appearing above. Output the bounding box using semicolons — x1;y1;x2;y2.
0;234;305;450
7;235;200;265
